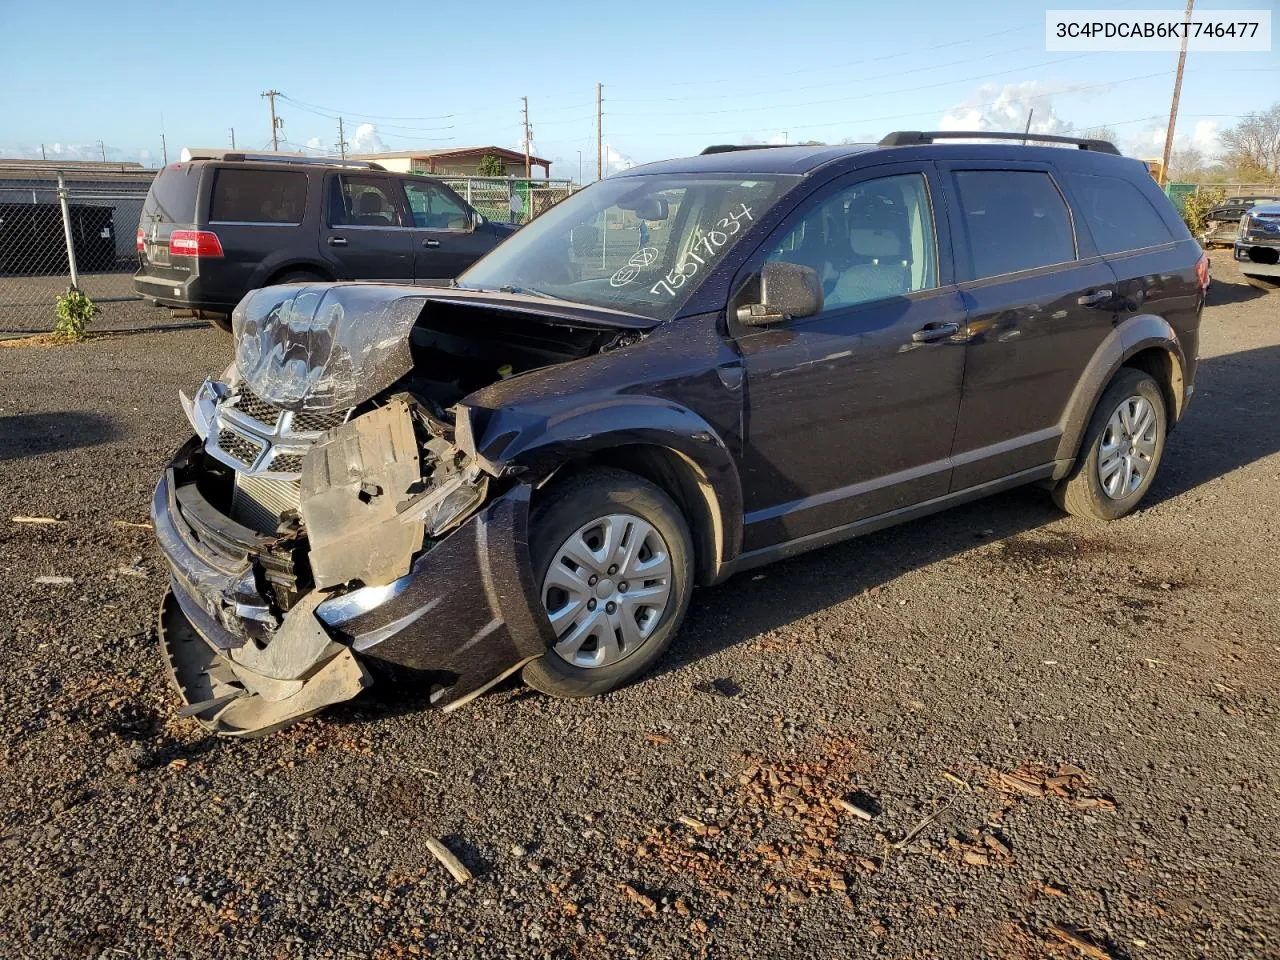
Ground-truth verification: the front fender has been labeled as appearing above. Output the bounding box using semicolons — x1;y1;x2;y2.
1054;313;1187;471
467;398;744;580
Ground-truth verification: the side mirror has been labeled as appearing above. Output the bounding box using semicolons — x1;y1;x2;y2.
736;262;823;326
472;211;486;228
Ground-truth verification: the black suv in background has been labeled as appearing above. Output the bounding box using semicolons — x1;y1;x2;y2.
133;151;517;329
152;131;1208;734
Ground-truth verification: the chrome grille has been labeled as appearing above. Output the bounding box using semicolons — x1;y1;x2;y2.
232;474;302;534
232;387;281;428
217;429;264;468
270;453;306;474
292;409;349;433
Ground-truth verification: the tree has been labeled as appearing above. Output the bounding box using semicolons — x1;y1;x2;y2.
1219;104;1280;178
1168;147;1208;181
1081;125;1118;145
476;153;505;177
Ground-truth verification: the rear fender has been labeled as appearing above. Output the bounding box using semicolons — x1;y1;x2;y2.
1054;313;1187;476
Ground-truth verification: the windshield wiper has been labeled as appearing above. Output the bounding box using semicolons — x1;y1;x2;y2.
498;285;564;301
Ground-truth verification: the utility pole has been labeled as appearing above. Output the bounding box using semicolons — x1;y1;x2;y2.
596;82;603;181
97;140;107;162
160;132;168;165
40;144;46;161
230;127;236;149
262;90;282;150
522;96;531;180
1160;0;1195;187
1022;108;1034;145
336;117;348;161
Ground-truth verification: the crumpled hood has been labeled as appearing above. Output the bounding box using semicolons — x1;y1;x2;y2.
232;282;659;415
232;284;427;414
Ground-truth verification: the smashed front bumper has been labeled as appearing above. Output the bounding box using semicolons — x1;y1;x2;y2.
152;448;553;736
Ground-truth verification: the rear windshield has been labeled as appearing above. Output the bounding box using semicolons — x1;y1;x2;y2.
141;165;199;224
210;169;308;224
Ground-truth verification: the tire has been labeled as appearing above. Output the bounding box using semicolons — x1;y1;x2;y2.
196;310;232;332
521;467;694;698
273;269;328;285
1243;274;1280;291
1053;368;1167;521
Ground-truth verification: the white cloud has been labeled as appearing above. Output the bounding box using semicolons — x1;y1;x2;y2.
348;122;387;154
0;141;160;165
1120;118;1222;161
940;81;1085;138
603;144;635;175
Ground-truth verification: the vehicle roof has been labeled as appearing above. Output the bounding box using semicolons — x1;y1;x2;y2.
618;141;1146;178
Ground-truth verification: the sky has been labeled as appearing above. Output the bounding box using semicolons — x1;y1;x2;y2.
1;0;1277;178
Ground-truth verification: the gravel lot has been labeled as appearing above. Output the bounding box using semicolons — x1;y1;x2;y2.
1;258;1276;960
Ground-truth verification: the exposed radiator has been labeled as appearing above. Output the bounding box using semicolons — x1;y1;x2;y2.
231;473;302;534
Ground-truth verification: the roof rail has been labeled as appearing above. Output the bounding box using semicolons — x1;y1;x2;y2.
878;130;1120;155
177;147;386;170
700;144;792;155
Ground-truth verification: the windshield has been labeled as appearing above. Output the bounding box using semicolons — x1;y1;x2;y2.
457;173;799;320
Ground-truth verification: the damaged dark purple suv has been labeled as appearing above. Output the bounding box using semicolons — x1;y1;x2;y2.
154;132;1206;735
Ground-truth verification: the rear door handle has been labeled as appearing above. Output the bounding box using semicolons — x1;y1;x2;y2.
328;236;348;247
422;238;440;248
1077;288;1113;307
911;321;960;343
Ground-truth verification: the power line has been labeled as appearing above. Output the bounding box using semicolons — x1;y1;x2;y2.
610;53;1101;120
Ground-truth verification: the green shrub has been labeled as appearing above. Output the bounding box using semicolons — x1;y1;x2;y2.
1181;186;1227;240
54;288;97;340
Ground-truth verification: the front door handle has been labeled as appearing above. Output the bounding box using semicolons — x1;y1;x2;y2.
1077;288;1114;307
911;321;960;343
328;236;348;247
422;238;440;248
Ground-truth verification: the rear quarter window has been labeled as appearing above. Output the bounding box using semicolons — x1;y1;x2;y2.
141;165;200;224
1067;173;1175;254
210;169;308;224
952;170;1076;280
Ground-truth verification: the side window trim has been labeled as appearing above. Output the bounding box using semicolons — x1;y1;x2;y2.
731;163;949;326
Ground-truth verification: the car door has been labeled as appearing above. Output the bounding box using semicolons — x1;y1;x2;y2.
319;173;414;281
731;164;967;552
938;161;1117;490
399;178;495;281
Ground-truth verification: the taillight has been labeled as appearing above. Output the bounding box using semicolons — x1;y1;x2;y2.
168;230;224;258
135;228;145;253
1195;252;1210;290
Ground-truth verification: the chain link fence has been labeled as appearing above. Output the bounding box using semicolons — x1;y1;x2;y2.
440;177;576;225
0;164;154;334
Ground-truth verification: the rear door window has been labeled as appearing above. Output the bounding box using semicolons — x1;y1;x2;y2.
1067;173;1174;254
401;179;471;230
209;169;307;224
952;171;1076;280
329;176;403;227
141;164;199;224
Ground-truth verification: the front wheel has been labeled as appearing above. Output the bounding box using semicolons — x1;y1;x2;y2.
1053;368;1167;521
522;467;694;698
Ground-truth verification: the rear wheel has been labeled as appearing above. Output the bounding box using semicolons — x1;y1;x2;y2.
272;269;328;286
522;467;694;699
1053;368;1167;521
196;310;232;332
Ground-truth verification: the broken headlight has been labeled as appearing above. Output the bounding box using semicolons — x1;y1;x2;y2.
232;284;428;415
